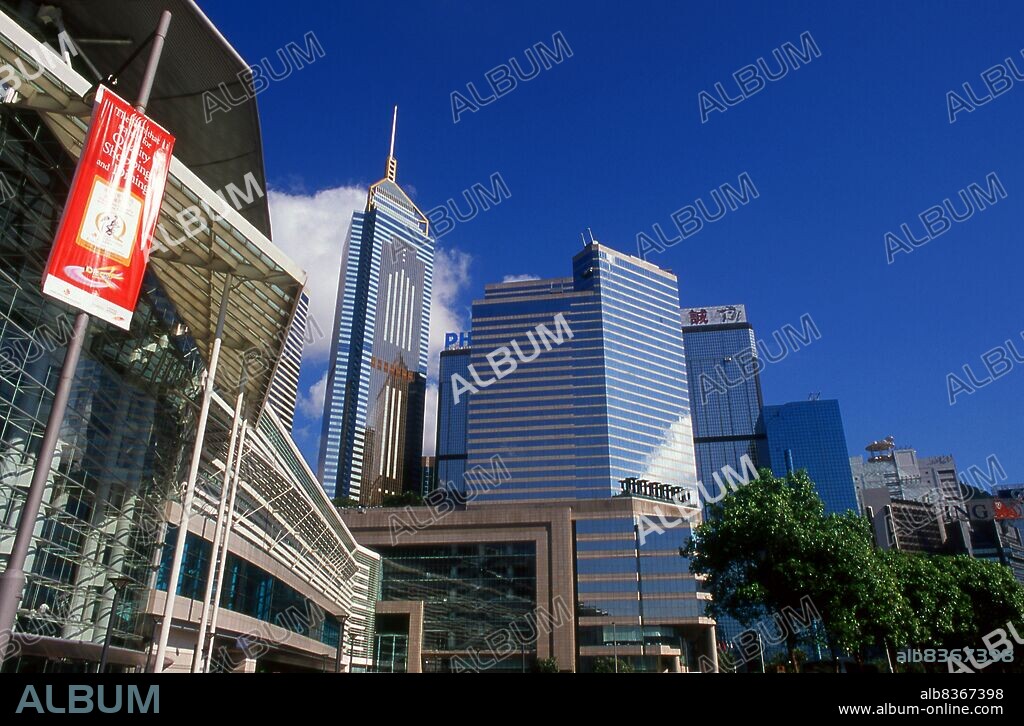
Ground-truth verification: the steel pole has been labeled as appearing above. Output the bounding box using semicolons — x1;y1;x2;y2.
612;622;618;673
153;272;231;671
203;419;248;670
191;378;245;672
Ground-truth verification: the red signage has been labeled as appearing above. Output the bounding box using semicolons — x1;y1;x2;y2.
993;498;1023;521
42;86;175;330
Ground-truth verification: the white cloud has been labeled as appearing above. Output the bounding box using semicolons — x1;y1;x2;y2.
427;247;472;380
268;186;367;361
501;274;540;283
298;370;329;420
420;247;473;456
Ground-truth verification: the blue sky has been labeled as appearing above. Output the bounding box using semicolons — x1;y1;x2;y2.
203;0;1024;485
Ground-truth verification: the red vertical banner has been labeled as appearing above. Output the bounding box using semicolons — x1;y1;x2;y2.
42;85;175;330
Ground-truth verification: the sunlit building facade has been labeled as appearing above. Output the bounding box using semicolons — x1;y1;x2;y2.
465;242;697;503
760;400;859;514
342;495;717;673
319;114;433;503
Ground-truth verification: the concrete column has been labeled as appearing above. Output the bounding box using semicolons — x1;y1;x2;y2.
704;625;719;673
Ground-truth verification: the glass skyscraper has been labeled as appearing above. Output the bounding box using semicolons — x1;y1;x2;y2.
319;111;434;503
435;347;471;493
465;242;697;503
760;400;859;514
680;305;765;503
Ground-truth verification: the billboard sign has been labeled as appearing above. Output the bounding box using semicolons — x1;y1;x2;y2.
444;331;472;350
682;304;747;327
42;86;175;330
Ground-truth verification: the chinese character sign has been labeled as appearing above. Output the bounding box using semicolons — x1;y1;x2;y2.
682;304;747;327
42;86;175;330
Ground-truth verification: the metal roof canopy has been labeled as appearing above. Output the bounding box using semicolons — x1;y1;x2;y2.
20;0;273;237
0;6;306;418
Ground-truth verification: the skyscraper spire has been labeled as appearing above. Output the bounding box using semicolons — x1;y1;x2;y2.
386;105;398;182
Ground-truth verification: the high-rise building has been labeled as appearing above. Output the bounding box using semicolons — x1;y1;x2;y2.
680;304;765;503
267;291;308;432
851;440;967;520
318;109;434;503
435;347;471;493
465;241;698;503
851;437;922;505
392;239;715;673
680;305;766;668
759;400;859;514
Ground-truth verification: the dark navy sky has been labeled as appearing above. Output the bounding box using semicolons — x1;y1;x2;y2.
203;0;1023;484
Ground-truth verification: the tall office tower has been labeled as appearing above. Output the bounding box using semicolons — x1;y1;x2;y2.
435;347;471;492
267;291;308;432
760;400;859;514
681;305;765;502
319;109;434;503
464;241;698;503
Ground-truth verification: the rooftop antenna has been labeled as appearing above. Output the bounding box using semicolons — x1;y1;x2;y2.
385;105;398;182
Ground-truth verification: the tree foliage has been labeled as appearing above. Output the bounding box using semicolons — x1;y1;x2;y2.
592;656;633;673
684;468;1024;670
382;491;424;507
535;657;559;673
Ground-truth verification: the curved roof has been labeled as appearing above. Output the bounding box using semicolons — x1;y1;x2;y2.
32;0;272;237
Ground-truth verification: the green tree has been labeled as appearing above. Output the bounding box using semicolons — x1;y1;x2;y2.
880;551;969;650
332;495;360;508
880;552;1024;671
381;491;424;507
535;657;559;673
684;469;914;668
944;555;1024;645
592;656;633;673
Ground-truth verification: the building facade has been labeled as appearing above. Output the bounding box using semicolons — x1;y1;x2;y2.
465;242;698;503
918;455;967;516
680;304;765;505
318;112;433;504
341;495;718;673
0;1;378;674
759;400;859;514
267;291;308;433
435;347;470;494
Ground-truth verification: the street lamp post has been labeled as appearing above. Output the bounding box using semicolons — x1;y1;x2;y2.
612;621;618;673
98;576;133;673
